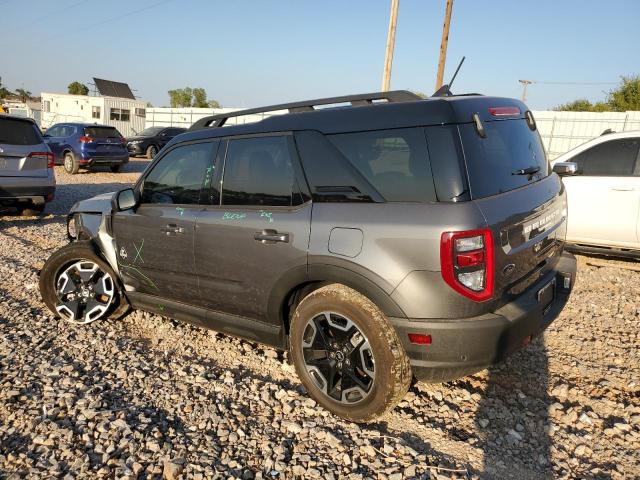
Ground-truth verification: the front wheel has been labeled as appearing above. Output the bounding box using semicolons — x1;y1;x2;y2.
146;145;157;159
289;284;412;423
39;242;129;324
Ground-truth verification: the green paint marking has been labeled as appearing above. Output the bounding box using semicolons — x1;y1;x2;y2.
259;211;274;223
222;212;247;221
176;207;185;216
157;304;165;311
132;239;145;265
120;264;159;291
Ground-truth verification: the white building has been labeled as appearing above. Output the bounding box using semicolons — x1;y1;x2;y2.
3;100;42;126
40;92;147;136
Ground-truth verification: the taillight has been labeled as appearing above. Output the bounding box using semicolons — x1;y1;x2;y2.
29;152;54;169
488;106;520;117
79;135;93;143
440;228;494;302
119;137;127;145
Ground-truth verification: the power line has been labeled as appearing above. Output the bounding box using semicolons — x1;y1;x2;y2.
32;0;91;24
44;0;175;40
530;81;617;85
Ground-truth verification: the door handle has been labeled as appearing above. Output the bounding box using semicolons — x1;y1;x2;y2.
611;187;635;192
160;224;184;236
254;229;290;244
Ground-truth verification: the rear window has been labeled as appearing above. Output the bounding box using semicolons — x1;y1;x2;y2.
0;118;42;145
328;128;436;202
459;119;549;199
85;126;121;138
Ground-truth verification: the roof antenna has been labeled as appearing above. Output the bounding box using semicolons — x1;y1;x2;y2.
432;56;465;97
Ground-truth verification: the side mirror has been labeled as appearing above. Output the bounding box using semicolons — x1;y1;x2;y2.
116;188;137;211
553;162;578;176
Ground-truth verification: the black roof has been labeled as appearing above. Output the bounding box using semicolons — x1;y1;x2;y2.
175;91;528;145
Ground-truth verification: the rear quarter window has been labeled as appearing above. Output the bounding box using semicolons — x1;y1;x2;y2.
0;118;42;145
459;119;549;199
328;128;436;202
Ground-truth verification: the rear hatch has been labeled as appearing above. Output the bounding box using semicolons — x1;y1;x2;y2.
84;126;127;157
0;117;50;177
460;111;567;301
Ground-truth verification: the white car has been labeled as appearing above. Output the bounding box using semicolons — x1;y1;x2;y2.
551;131;640;257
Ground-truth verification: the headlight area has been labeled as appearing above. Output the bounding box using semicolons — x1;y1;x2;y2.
66;213;80;241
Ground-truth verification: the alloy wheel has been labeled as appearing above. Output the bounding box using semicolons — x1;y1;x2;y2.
301;312;375;404
55;260;115;324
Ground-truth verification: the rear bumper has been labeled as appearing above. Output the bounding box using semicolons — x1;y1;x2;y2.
389;252;577;382
79;155;129;166
0;184;56;204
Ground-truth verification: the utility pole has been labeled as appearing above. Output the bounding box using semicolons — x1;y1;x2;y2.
435;0;454;91
519;79;534;102
381;0;399;92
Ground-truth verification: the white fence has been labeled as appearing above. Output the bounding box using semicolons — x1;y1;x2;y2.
145;107;640;160
533;111;640;159
145;107;281;129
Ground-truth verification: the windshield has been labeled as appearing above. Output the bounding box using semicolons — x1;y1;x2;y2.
459;119;549;199
137;127;164;137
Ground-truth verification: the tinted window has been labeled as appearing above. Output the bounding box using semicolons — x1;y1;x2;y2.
222;136;299;206
328;128;436;202
573;139;639;176
45;125;62;137
459;119;549;199
167;128;185;136
138;127;164;137
58;125;77;137
0;118;42;145
141;142;216;205
85;126;121;138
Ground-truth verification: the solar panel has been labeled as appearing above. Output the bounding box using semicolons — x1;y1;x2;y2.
93;78;135;100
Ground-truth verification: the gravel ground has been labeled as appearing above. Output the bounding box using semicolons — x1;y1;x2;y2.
0;160;639;479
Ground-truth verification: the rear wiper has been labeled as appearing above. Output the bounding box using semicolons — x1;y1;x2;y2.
512;166;540;176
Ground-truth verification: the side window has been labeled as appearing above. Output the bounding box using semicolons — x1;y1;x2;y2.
221;136;301;207
574;139;639;176
328;128;436;202
140;142;216;205
46;126;60;137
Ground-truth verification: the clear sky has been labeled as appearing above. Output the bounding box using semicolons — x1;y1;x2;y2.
1;0;638;110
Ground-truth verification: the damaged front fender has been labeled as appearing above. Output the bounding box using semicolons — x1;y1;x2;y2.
67;191;121;275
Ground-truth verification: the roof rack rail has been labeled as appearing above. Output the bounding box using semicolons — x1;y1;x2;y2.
189;90;422;130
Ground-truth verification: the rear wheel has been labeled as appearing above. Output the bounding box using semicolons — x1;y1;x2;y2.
146;145;157;159
63;152;79;174
39;242;129;324
289;284;412;422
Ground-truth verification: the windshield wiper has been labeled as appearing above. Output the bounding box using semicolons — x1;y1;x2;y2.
512;166;540;176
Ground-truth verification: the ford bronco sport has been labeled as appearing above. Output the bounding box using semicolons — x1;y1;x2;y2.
39;91;577;422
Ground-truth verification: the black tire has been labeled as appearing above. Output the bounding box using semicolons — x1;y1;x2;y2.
63;152;79;174
146;145;157;159
289;284;412;423
110;164;123;173
17;204;45;217
39;241;129;323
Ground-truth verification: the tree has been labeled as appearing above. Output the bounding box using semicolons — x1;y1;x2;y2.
192;88;208;107
68;81;89;95
608;75;640;112
553;99;605;112
168;87;220;108
553;75;640;112
15;88;32;102
0;77;11;99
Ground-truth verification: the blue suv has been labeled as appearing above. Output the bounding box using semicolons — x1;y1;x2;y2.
43;123;129;174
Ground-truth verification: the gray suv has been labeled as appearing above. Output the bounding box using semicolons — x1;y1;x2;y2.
0;115;55;215
39;91;577;421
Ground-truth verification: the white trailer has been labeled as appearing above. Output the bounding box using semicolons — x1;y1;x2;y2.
40;92;147;137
